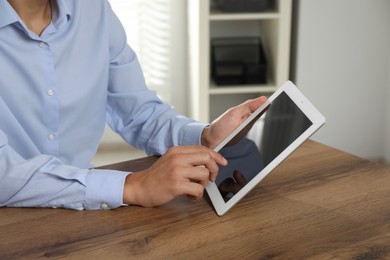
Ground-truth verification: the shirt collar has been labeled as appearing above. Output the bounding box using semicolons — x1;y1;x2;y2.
0;0;72;30
55;0;72;26
0;1;19;29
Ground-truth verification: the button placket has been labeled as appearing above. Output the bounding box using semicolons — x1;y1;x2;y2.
39;40;59;155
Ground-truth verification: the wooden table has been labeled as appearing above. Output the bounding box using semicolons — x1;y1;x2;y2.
1;140;390;259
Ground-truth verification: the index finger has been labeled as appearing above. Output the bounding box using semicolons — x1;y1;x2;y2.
176;146;227;182
175;145;228;167
186;151;226;182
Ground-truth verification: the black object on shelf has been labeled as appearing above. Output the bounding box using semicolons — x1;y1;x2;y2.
215;0;273;13
211;37;267;86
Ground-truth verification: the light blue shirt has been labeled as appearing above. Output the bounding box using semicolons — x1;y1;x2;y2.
0;0;206;210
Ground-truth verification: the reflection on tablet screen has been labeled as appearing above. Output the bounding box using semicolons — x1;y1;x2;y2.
216;92;313;202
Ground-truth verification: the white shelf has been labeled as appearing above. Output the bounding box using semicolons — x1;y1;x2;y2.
209;84;277;95
210;10;280;21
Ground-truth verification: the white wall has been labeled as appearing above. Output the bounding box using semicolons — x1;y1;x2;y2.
385;48;390;163
294;0;390;160
168;0;188;115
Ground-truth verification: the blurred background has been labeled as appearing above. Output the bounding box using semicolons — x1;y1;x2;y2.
93;0;390;166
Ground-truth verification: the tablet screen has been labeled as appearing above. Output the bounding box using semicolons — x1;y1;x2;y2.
215;91;313;202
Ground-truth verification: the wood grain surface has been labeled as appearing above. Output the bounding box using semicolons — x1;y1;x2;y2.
1;140;390;259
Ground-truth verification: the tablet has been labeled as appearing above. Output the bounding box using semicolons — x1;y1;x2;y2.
206;81;326;216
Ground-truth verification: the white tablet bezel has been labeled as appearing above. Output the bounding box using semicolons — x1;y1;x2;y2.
206;81;326;216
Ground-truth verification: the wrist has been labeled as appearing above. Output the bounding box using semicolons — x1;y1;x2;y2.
123;173;140;206
201;126;212;148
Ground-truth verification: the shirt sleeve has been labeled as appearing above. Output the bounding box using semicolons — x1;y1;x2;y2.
0;130;129;210
104;3;207;155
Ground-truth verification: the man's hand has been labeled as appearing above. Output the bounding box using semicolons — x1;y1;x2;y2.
201;96;267;149
123;146;227;207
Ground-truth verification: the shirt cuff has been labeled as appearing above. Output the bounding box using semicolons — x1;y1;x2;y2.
180;122;208;146
85;169;130;210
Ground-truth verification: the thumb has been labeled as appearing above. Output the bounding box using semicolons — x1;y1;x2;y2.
232;96;267;118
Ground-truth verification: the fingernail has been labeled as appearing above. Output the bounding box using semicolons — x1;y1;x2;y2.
223;157;228;165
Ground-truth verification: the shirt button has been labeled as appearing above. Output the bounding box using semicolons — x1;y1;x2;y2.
38;41;45;48
48;134;55;141
100;203;109;210
47;89;54;96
